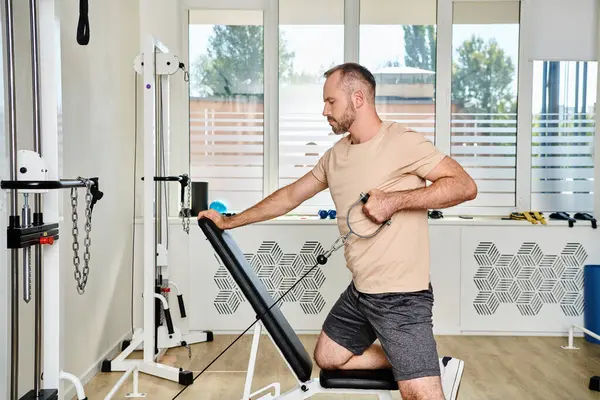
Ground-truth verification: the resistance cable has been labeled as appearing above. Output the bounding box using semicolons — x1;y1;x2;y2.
171;192;391;399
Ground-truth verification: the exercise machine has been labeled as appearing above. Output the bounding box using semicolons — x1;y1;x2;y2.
193;217;464;400
119;174;212;358
0;0;104;399
101;36;211;393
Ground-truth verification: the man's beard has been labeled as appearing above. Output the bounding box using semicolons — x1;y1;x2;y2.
329;103;356;134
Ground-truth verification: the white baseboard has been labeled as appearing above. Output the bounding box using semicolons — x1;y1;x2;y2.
62;330;131;400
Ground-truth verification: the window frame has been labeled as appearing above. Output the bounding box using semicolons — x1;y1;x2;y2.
441;0;527;215
181;0;276;199
181;0;600;218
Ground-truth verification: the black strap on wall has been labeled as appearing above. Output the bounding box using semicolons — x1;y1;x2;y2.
77;0;90;45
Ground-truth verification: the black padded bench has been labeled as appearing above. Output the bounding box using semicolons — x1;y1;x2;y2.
198;217;398;399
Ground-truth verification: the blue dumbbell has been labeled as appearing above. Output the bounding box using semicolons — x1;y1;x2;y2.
328;210;337;219
318;209;328;219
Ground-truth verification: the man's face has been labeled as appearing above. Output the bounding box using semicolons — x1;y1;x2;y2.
322;72;356;135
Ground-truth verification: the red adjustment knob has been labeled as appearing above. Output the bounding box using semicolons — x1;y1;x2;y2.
161;288;171;293
40;236;54;245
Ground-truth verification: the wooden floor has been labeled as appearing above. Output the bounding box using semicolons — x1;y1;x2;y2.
81;334;600;399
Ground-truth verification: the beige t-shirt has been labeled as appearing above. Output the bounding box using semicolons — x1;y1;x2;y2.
311;120;446;294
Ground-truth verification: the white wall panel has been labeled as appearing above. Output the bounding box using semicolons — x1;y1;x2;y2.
460;226;600;333
164;220;600;335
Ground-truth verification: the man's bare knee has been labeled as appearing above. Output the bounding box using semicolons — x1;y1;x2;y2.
313;331;353;370
398;376;444;400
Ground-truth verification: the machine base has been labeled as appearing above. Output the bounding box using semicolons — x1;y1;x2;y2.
20;389;59;400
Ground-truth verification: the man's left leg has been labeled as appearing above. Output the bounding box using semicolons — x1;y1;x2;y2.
358;285;444;400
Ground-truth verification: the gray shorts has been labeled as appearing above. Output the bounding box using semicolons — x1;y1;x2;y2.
322;282;440;381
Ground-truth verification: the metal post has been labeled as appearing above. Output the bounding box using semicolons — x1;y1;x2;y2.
159;74;170;250
142;39;158;364
22;195;31;303
243;323;262;399
155;74;163;252
154;74;163;357
30;0;41;156
4;0;19;396
29;0;44;395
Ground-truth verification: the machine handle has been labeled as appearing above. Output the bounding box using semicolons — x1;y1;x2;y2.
164;308;175;335
177;294;187;318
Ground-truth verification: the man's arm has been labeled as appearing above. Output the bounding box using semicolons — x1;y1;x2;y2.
363;156;477;223
390;156;477;210
198;171;327;229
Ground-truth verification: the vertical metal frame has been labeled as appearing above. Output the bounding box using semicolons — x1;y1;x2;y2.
142;36;163;363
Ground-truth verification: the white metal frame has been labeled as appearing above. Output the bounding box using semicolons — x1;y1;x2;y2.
0;0;88;398
239;322;394;400
39;0;62;391
562;324;600;350
107;36;208;388
104;365;146;400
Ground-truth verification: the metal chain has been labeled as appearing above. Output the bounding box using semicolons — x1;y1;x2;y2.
185;182;191;233
71;187;81;287
71;178;93;295
181;176;191;234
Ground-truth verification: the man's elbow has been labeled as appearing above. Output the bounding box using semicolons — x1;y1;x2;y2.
464;178;478;201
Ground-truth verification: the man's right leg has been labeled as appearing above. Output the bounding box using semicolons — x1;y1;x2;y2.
313;283;391;370
314;331;391;370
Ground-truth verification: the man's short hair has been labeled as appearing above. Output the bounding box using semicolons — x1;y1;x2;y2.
324;62;376;103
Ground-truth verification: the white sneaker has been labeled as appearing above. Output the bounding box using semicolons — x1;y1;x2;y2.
439;356;464;400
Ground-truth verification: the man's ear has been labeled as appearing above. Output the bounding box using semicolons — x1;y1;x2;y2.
353;89;365;108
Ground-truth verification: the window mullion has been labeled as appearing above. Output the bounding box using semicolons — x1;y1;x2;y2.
436;0;452;155
515;1;532;211
344;0;359;62
264;0;279;197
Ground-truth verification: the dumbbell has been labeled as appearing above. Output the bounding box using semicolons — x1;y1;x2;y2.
318;209;337;219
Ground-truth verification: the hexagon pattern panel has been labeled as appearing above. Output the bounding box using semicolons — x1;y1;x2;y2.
473;242;587;317
213;241;327;315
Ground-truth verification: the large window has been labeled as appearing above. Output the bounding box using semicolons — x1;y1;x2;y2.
188;10;264;212
278;0;344;214
451;1;520;208
185;0;599;217
531;61;597;213
359;0;437;144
